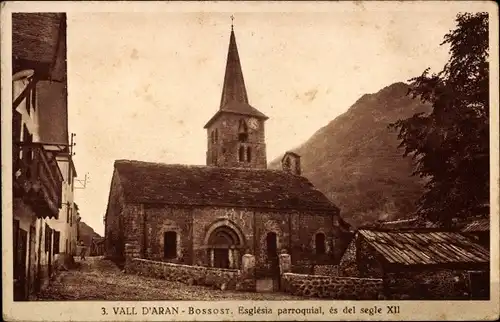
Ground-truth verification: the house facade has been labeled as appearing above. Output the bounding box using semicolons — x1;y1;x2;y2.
12;13;76;300
105;26;349;282
46;154;79;257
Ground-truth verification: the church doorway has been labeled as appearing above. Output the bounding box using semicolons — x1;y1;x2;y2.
207;225;243;269
266;232;280;291
213;248;230;268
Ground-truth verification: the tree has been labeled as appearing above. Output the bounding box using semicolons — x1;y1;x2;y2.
390;13;489;228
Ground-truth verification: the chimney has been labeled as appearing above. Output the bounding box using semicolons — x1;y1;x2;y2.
281;151;301;175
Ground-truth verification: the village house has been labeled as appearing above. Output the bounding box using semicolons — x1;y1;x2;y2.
337;228;490;300
12;13;77;300
104;26;350;286
46;148;79;258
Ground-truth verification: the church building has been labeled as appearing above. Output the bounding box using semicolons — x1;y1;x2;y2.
104;25;345;278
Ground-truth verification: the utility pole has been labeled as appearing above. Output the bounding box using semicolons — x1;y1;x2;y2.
69;133;75;186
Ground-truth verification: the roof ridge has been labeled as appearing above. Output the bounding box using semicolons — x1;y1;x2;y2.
115;159;299;174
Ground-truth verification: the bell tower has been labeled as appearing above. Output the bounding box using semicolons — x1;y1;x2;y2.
204;22;268;169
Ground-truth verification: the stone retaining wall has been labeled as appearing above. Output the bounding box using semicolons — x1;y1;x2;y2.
126;258;241;290
282;272;383;300
384;269;473;300
313;265;339;276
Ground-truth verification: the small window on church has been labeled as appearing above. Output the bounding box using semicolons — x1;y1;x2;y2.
247;147;252;162
215;129;219;143
238;146;245;162
164;231;177;259
210;131;214;144
315;233;326;254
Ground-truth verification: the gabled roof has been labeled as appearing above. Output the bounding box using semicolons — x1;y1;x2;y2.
113;159;338;212
358;229;489;266
204;28;268;129
204;102;268;129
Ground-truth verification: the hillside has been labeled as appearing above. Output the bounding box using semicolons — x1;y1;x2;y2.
78;221;102;246
269;82;431;227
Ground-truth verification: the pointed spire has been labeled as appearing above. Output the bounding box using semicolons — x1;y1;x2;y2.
219;19;249;109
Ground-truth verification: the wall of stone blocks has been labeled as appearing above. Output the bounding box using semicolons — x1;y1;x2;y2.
104;170;126;261
384;269;476;300
126;258;242;291
206;113;267;169
337;234;384;278
313;265;339;276
143;205;193;264
338;236;358;277
113;200;341;273
282;272;383;300
254;211;291;277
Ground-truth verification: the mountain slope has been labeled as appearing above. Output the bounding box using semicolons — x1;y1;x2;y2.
270;82;431;227
78;221;102;246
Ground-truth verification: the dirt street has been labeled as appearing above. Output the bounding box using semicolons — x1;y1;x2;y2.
35;257;303;301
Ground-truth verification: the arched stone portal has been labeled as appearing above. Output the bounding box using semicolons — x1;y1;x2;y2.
204;220;245;269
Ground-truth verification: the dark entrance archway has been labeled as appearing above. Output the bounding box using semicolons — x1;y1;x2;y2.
266;232;279;274
206;224;244;269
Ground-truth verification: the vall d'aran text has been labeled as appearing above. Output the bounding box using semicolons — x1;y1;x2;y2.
101;305;401;317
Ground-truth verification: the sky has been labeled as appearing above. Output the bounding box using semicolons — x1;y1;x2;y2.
66;8;461;236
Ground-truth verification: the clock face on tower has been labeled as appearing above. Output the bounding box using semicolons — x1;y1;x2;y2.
248;118;259;130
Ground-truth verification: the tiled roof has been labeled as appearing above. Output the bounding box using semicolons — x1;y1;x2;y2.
204;101;268;129
12;13;67;82
114;160;338;211
461;218;490;232
221;101;268;119
359;229;489;266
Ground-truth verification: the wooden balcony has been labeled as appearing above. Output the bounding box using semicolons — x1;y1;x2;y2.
13;142;64;219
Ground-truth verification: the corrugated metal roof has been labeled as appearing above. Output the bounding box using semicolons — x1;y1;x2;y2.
461;218;490;232
377;217;440;229
359;229;489;266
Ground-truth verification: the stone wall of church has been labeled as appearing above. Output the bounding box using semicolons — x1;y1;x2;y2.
143;205;193;264
290;212;340;274
206;113;267;169
254;211;290;278
121;203;340;273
